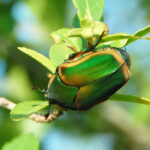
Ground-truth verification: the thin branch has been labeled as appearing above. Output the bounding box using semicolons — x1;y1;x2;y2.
0;97;63;123
0;97;16;110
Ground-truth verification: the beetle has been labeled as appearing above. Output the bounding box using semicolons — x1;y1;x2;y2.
46;47;131;111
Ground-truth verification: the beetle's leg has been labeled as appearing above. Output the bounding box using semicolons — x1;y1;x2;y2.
47;73;53;79
63;40;78;52
31;86;42;93
68;45;77;52
44;101;51;119
68;52;78;59
32;73;52;100
31;86;47;94
42;88;48;100
31;86;48;100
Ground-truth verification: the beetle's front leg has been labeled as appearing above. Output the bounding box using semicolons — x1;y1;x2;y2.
65;52;82;62
68;52;78;59
44;101;51;119
47;73;53;79
63;40;78;53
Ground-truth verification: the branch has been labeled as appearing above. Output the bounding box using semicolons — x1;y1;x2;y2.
0;97;16;110
0;97;63;123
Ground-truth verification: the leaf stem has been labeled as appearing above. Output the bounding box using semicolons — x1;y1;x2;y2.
0;97;16;110
110;93;150;105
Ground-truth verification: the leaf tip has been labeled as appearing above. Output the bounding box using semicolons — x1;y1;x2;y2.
17;46;25;51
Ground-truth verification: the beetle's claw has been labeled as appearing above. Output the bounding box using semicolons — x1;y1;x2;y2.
44;113;50;120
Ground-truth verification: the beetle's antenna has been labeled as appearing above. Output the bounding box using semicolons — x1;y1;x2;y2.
63;40;77;52
93;31;105;48
86;30;107;51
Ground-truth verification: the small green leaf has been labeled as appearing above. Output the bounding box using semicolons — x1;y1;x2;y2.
11;101;49;121
1;134;39;150
69;21;108;40
100;16;104;22
51;28;70;43
73;0;104;26
86;0;105;21
72;14;80;28
101;33;139;42
18;47;56;73
50;43;74;66
100;33;150;47
69;28;93;39
73;0;86;21
126;25;150;45
51;28;83;51
110;93;150;105
96;39;128;49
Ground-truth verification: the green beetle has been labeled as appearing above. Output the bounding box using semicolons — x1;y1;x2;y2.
46;47;131;110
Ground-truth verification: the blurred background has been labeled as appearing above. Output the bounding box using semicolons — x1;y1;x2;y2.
0;0;150;150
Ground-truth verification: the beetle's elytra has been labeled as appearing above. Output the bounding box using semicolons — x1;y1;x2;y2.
47;47;131;110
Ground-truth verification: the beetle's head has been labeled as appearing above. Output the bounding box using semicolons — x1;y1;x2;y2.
118;49;131;69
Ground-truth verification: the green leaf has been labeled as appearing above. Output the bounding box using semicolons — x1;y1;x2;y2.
69;21;108;39
11;101;49;121
100;33;150;47
69;28;93;39
72;14;80;28
50;43;74;66
18;47;56;73
110;93;150;105
126;25;150;45
1;134;39;150
51;28;83;52
51;28;70;43
100;16;104;22
73;0;104;25
96;39;128;49
101;33;139;42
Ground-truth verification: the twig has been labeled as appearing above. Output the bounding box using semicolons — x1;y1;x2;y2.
0;97;63;123
0;97;16;110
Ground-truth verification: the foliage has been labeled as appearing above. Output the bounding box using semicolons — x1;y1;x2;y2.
1;134;39;150
18;47;56;73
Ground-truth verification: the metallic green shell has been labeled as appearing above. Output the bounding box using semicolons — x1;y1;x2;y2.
75;64;127;110
47;48;130;110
